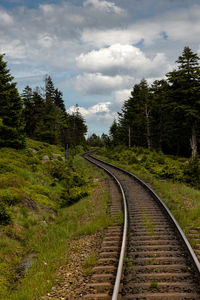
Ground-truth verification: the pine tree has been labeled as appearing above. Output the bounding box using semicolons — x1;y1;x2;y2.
139;79;152;149
117;79;152;148
34;98;57;144
34;75;57;144
166;46;200;157
87;133;102;147
0;54;25;148
22;85;35;137
150;79;171;151
45;75;55;102
109;119;123;146
65;105;87;146
54;88;66;112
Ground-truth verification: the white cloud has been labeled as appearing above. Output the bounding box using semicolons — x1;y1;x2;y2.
76;44;171;78
1;1;200;74
37;34;55;48
81;5;200;47
83;0;125;14
2;1;200;135
72;72;132;95
68;102;111;117
80;21;163;47
76;44;147;72
114;89;131;104
68;101;117;135
81;28;140;47
0;9;13;25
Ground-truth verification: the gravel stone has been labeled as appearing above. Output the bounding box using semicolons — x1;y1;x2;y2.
40;232;103;300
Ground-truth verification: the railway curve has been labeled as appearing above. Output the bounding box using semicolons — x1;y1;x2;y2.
83;152;200;300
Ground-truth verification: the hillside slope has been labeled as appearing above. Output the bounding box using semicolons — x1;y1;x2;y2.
0;140;108;299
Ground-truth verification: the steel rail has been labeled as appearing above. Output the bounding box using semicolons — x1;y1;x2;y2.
84;154;128;300
88;153;200;278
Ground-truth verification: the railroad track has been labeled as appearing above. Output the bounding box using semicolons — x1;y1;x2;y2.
83;153;200;300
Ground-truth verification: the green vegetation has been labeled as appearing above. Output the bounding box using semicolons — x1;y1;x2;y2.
0;54;87;151
82;252;98;274
0;54;25;149
22;78;87;147
141;211;154;236
124;257;135;272
0;139;112;299
98;145;200;187
109;47;200;158
150;281;158;289
97;146;200;240
114;211;124;225
150;255;159;266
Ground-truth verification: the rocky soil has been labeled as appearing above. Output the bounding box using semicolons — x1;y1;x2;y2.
40;232;103;300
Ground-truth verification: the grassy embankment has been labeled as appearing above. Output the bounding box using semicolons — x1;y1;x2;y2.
97;146;200;240
0;140;112;300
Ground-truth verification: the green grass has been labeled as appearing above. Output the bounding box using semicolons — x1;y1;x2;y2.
150;255;159;265
114;211;124;225
0;141;112;299
150;281;158;288
8;188;111;299
124;257;135;272
82;252;98;274
141;211;155;236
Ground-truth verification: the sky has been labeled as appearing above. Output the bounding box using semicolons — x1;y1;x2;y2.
1;0;200;136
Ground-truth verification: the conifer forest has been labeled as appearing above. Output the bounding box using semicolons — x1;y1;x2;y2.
109;47;200;158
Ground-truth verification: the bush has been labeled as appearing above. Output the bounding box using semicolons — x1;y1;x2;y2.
60;186;90;207
0;174;24;188
99;146;186;182
0;125;25;149
0;202;12;225
0;188;21;206
0;163;14;174
183;157;200;188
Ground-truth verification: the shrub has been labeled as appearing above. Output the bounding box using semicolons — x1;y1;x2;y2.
33;194;55;208
60;186;90;207
0;163;14;174
0;174;24;188
0;202;12;225
183;157;200;188
0;188;21;206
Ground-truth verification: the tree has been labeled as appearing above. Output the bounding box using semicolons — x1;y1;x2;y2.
54;88;66;112
150;79;171;151
65;105;87;146
22;85;35;137
34;96;57;144
166;46;200;157
87;133;102;147
139;79;152;149
117;79;152;149
101;133;111;147
0;54;25;148
21;74;86;147
34;75;63;144
45;75;55;102
109;119;123;146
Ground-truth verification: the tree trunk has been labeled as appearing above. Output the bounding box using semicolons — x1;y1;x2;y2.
145;104;151;149
190;123;197;158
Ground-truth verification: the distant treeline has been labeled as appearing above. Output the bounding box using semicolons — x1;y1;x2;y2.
110;47;200;158
0;54;87;149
